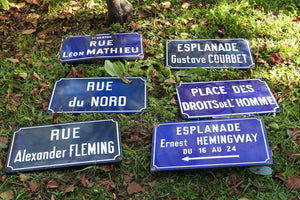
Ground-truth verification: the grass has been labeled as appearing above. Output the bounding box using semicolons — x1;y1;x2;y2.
0;0;299;199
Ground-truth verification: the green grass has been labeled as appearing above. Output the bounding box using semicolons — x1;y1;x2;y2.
0;0;299;199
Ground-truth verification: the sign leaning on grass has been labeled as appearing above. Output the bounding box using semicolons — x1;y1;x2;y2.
58;33;144;63
47;77;147;114
151;117;272;171
6;119;122;173
166;39;254;69
176;79;281;119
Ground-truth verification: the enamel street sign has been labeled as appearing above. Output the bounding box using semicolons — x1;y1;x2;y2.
166;39;254;69
151;117;272;171
176;79;280;119
6;119;122;173
47;77;147;114
58;33;144;63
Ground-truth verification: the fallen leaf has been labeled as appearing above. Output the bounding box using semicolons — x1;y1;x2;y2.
164;78;176;85
63;184;75;195
6;58;19;63
26;0;40;5
285;173;300;190
22;29;36;35
256;58;267;64
270;51;285;64
162;1;171;9
291;16;300;26
131;22;140;30
67;67;85;78
32;72;42;81
80;174;94;188
52;113;60;124
10;94;24;106
1;175;7;182
182;2;190;9
87;0;95;8
19;174;30;182
287;126;298;137
30;88;39;96
47;180;59;189
28;180;40;192
9;2;26;10
0;190;14;200
127;182;142;195
38;28;54;36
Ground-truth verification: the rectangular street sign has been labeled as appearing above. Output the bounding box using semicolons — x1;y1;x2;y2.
176;79;280;119
151;117;272;171
166;39;254;69
58;33;144;63
47;77;147;114
6;119;122;173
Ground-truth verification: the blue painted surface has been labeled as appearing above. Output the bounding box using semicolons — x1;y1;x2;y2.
59;33;143;63
47;77;147;114
166;39;254;69
176;79;280;119
6;119;122;173
151;117;272;171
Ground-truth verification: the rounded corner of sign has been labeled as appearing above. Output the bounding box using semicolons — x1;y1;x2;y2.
248;64;255;70
138;53;144;60
275;106;282;114
5;166;14;174
150;165;158;172
181;113;190;119
114;155;122;162
175;82;182;88
139;108;147;114
46;109;54;115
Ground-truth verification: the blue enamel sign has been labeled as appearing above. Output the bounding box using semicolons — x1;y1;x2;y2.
47;77;147;114
59;33;144;63
6;119;122;173
166;39;254;69
176;79;280;119
151;117;272;171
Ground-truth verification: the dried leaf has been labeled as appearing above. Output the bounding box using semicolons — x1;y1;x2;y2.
87;0;95;9
285;173;300;190
0;190;14;200
131;22;140;30
182;2;190;9
28;180;40;192
52;113;60;124
33;72;42;81
164;78;176;85
270;52;285;64
63;184;75;195
47;180;59;189
19;174;30;182
6;58;19;63
1;175;7;182
162;1;171;9
11;94;24;106
22;29;36;35
127;182;142;195
80;174;93;188
291;16;300;26
123;175;133;184
287;126;298;137
30;88;39;96
26;0;40;5
256;58;267;64
0;137;8;146
9;2;26;10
